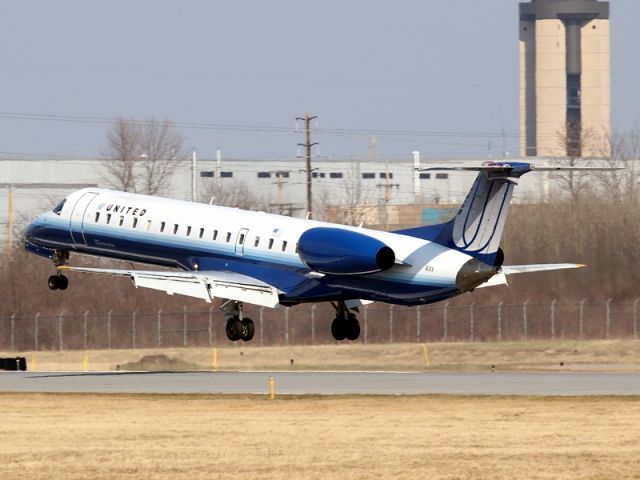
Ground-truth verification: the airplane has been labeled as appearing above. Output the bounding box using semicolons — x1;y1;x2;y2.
24;161;606;342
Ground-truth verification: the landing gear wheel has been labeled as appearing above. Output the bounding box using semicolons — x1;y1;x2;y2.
48;275;59;290
331;318;347;341
330;302;361;341
221;301;255;342
241;318;255;342
226;317;243;341
345;314;360;341
57;275;68;290
48;274;69;291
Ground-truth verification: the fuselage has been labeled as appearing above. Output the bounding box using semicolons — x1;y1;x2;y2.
25;188;474;306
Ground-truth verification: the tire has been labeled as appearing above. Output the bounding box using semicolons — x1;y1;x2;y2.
241;318;255;342
331;318;346;341
57;275;69;290
48;275;59;290
226;318;242;341
345;317;360;341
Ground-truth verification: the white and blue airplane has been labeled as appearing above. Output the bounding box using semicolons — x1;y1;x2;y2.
24;161;597;342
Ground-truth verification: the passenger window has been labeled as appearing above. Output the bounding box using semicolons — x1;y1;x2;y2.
254;236;260;247
282;241;287;252
119;216;124;226
160;221;165;233
226;232;231;243
239;233;245;245
268;239;274;250
132;218;138;228
199;228;204;239
173;224;179;234
213;230;218;241
94;212;100;223
146;220;152;231
107;213;112;224
187;226;192;236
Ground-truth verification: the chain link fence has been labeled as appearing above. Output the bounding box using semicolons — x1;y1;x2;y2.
1;299;639;351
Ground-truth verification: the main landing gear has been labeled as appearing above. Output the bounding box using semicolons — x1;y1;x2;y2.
331;301;361;341
221;300;255;342
48;250;69;291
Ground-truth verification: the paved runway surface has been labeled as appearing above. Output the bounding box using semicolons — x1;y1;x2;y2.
1;371;639;395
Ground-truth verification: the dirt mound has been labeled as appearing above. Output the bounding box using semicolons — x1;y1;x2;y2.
118;354;201;371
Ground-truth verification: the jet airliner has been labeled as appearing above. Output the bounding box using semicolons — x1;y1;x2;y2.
24;161;598;342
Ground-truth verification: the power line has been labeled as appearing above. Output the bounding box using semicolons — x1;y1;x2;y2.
0;109;582;141
0;111;294;133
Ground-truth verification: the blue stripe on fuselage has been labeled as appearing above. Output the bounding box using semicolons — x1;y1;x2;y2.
25;215;462;306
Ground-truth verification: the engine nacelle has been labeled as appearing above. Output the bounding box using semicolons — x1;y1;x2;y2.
297;227;396;275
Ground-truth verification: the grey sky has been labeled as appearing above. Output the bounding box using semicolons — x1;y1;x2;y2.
1;0;638;161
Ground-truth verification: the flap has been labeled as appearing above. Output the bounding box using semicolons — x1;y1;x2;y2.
58;266;280;308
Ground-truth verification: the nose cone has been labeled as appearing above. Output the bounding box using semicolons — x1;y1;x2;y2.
456;257;498;292
24;219;37;243
24;215;45;244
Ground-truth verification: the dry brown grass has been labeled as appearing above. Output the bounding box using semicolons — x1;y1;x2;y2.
0;393;639;479
5;339;640;372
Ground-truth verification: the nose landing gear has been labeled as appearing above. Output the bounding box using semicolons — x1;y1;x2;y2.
48;274;69;290
48;250;70;290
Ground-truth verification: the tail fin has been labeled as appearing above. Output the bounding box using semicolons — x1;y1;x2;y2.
396;162;620;264
396;162;533;265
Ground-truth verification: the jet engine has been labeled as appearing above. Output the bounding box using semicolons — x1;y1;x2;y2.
297;227;396;275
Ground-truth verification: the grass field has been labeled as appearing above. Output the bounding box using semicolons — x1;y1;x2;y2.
1;393;639;479
5;339;640;372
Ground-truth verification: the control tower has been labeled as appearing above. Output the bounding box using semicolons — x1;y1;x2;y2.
519;0;610;158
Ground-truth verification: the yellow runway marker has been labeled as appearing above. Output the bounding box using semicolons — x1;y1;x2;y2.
83;351;89;371
422;344;430;368
269;376;275;400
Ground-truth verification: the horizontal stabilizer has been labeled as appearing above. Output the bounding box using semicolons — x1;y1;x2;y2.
417;162;623;173
57;266;281;308
477;263;585;289
529;166;624;172
501;263;586;274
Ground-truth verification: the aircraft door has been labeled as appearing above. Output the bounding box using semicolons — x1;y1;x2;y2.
69;192;99;245
235;228;249;256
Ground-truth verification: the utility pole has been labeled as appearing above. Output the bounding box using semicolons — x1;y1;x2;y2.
296;113;318;219
412;150;421;200
7;186;13;260
191;148;197;202
270;171;291;215
376;162;399;231
215;149;222;189
274;175;285;214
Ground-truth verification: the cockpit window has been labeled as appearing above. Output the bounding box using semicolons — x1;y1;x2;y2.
52;199;67;216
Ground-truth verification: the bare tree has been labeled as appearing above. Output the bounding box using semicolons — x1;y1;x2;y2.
102;117;186;195
592;124;640;205
317;168;377;226
550;125;601;201
200;179;268;211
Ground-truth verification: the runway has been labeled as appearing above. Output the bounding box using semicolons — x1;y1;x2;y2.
1;370;640;395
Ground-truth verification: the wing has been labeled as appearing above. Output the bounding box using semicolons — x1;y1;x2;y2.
57;266;281;308
477;263;585;289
